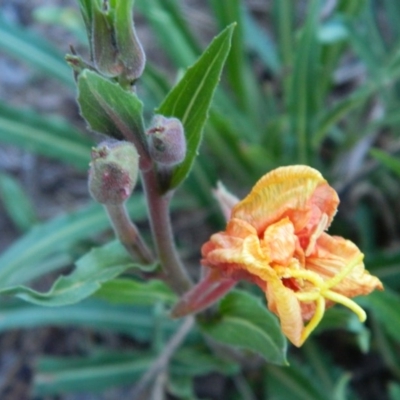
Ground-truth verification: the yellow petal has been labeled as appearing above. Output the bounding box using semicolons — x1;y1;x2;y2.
266;278;304;347
232;166;339;243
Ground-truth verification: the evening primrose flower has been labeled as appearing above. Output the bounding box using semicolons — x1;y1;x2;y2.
172;165;383;347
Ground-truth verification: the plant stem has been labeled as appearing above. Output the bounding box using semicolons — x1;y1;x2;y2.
131;316;195;399
105;203;154;264
141;168;193;295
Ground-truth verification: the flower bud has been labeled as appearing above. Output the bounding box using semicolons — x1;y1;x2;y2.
147;115;186;166
77;0;145;81
88;140;139;205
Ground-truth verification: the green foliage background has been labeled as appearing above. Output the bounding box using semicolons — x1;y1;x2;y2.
0;0;400;399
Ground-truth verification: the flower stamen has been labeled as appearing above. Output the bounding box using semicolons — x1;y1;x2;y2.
324;290;366;322
323;253;364;290
300;296;326;344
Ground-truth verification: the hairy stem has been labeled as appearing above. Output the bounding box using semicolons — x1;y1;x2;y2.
105;203;154;264
141;168;192;295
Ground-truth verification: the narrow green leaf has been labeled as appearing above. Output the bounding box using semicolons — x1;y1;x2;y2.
370;148;400;178
0;15;74;86
136;0;200;68
316;308;370;352
0;300;179;340
345;15;382;80
365;250;400;288
0;241;139;306
242;6;280;74
333;373;353;400
0;194;147;287
358;289;400;343
140;63;171;110
209;0;262;125
384;0;400;40
34;343;234;396
95;278;177;306
318;0;365;98
172;346;239;377
199;290;287;365
313;86;373;147
167;374;197;400
157;24;234;190
77;70;148;157
266;363;327;400
34;351;153;395
288;0;320;164
0;172;38;231
0;102;93;170
206;112;256;181
389;383;400;400
273;0;294;70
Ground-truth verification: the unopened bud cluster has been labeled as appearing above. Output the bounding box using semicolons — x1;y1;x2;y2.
88;140;139;205
147;115;186;166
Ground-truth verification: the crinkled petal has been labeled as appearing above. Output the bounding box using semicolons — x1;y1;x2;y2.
262;217;296;265
266;278;304;347
196;165;384;347
232;166;339;244
306;233;383;297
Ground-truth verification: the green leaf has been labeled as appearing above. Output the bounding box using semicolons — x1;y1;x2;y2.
345;14;383;80
209;1;262;126
199;290;287;365
273;0;294;70
266;363;327;400
136;0;200;68
0;300;179;341
172;346;239;377
0;102;93;170
77;70;148;158
0;194;147;287
34;351;154;395
94;278;177;306
242;6;280;74
34;343;237;396
358;289;400;343
389;383;400;400
333;373;353;400
288;0;321;164
365;249;400;289
370;148;400;178
0;15;74;86
167;374;197;400
316;307;370;352
157;24;234;190
313;86;373;147
0;173;38;231
0;241;140;306
140;63;171;110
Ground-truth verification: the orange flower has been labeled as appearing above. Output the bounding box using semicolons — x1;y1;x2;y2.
172;166;383;346
199;166;383;346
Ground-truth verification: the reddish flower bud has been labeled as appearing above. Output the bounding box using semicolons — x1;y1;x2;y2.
147;115;186;166
88;140;139;205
